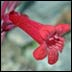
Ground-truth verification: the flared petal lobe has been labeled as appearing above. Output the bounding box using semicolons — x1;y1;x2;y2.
55;37;64;52
48;48;58;64
33;43;47;60
39;25;55;40
55;24;70;35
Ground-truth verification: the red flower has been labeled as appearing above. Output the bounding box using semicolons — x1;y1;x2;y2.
9;11;70;64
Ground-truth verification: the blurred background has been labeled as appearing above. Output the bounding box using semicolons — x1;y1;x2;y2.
1;1;71;71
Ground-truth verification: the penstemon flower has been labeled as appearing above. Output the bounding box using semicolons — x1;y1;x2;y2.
9;11;70;64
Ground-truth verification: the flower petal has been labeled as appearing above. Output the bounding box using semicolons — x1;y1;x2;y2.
56;37;64;52
55;24;70;35
53;36;64;52
33;42;47;60
48;48;59;64
39;25;55;40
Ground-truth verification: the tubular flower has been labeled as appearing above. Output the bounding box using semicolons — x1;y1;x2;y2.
9;11;70;64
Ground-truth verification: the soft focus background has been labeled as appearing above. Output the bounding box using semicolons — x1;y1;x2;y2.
1;1;71;71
